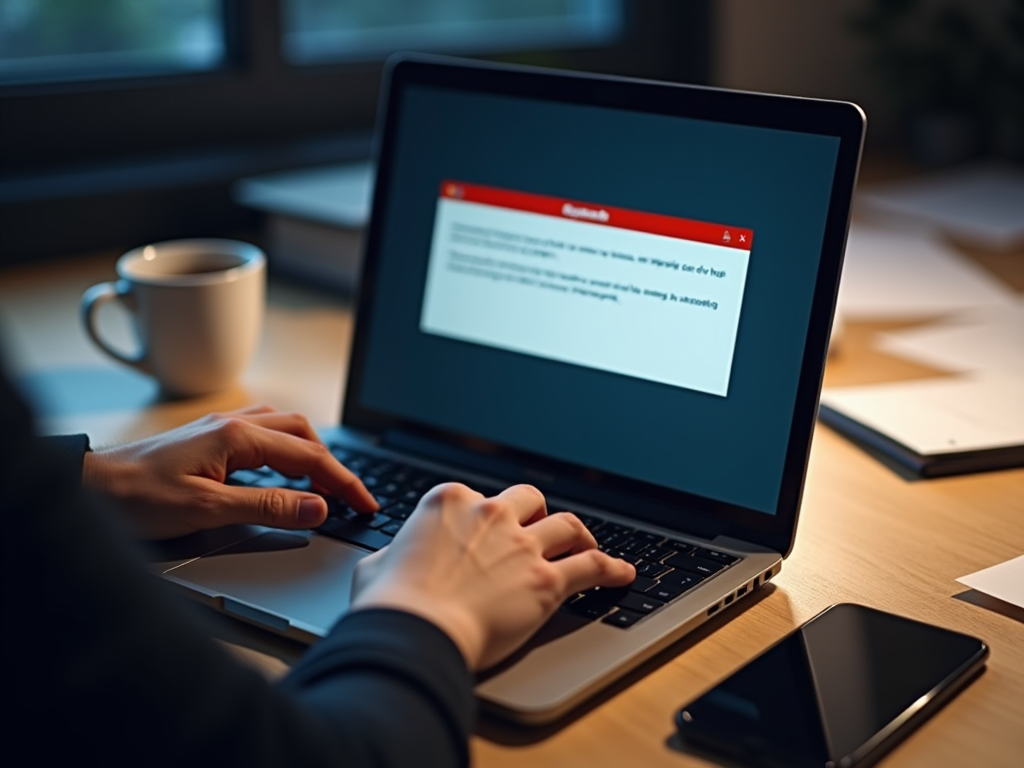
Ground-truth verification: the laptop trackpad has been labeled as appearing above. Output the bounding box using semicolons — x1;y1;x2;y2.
167;532;365;637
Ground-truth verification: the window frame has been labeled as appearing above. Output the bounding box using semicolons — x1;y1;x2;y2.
0;0;712;262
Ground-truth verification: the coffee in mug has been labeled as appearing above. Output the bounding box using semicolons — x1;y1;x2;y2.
81;239;266;397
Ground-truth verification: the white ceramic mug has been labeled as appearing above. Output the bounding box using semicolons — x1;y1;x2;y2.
81;239;266;397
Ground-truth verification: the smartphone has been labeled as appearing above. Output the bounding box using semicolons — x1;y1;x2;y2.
675;604;988;768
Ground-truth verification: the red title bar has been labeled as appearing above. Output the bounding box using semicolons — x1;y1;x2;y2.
439;180;753;250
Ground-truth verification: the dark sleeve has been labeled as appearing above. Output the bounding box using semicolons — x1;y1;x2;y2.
39;432;90;488
1;365;475;768
41;432;91;461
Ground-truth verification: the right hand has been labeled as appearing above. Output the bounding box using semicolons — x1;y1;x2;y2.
350;483;636;671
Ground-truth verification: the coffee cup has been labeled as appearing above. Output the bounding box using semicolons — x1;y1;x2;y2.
81;239;266;397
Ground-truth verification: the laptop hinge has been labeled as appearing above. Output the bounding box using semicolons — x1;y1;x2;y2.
382;429;522;485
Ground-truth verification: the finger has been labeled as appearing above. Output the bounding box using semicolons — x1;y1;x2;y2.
553;549;636;596
491;484;547;524
222;421;377;512
226;404;277;416
203;481;329;529
526;512;597;558
233;412;321;442
229;414;333;484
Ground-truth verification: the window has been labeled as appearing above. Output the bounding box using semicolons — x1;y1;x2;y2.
0;0;225;85
0;0;711;263
283;0;622;64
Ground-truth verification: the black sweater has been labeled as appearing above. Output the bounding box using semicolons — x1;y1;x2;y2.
1;362;475;768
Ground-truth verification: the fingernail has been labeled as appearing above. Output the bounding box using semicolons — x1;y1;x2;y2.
297;498;325;526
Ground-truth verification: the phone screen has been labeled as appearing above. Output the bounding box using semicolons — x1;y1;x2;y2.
676;604;987;768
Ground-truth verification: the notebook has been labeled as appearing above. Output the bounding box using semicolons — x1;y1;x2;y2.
155;54;865;723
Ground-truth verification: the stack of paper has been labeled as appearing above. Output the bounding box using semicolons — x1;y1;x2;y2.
234;162;375;290
857;163;1024;251
836;223;1018;320
235;162;373;228
877;302;1024;376
825;222;1023;476
822;371;1023;445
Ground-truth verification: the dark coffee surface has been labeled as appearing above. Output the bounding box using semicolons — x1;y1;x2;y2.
163;263;237;275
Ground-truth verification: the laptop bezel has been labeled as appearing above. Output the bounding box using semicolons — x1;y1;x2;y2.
342;54;864;558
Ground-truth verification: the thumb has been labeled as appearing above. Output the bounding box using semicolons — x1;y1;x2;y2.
217;485;328;529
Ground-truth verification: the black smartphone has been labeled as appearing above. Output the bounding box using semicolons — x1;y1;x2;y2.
675;604;988;768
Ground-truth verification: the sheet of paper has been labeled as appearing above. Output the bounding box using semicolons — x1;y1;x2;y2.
836;223;1017;320
876;301;1024;375
957;555;1024;610
858;163;1024;251
820;374;1024;455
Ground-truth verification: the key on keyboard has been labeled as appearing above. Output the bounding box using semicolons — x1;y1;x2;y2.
227;452;744;614
226;446;459;552
559;514;743;629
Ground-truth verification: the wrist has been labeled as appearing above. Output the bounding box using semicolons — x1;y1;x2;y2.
82;448;121;498
81;450;101;491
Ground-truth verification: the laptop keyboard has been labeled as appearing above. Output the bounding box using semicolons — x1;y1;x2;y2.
227;445;741;629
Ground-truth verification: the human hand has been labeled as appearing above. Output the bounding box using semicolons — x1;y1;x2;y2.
82;405;377;540
350;483;636;671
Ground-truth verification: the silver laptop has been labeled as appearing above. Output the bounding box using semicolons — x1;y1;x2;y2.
157;55;865;724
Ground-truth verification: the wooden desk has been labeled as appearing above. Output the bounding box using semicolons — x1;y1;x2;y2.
1;247;1022;768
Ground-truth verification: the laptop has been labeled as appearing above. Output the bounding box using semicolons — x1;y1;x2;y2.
156;54;865;724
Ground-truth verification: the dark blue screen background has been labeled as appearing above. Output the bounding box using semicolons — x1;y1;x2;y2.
357;86;839;514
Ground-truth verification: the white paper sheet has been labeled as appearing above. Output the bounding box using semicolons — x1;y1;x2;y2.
876;301;1024;375
858;163;1024;251
820;374;1024;455
836;223;1017;320
957;555;1024;610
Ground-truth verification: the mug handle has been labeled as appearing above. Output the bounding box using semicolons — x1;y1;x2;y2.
80;280;152;374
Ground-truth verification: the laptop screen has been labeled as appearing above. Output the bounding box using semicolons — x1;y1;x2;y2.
350;73;845;520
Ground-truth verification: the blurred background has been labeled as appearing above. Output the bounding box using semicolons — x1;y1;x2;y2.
1;0;1021;264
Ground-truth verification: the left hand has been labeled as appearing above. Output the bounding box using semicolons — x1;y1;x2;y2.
83;405;377;540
